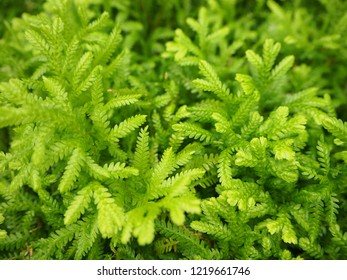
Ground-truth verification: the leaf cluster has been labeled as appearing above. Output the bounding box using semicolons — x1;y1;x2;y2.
0;0;346;260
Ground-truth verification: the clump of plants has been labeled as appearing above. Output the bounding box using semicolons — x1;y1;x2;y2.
0;0;346;260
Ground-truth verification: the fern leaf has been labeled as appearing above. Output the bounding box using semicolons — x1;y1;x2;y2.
245;49;263;77
217;149;234;190
299;238;324;259
149;147;176;188
156;220;216;259
90;106;111;138
189;99;226;123
58;148;85;194
63;35;80;73
103;162;139;179
42;76;68;102
110;114;146;140
25;29;50;56
167;29;203;60
235;74;257;96
133;126;150;173
262;39;281;74
325;194;339;226
163;194;201;225
64;184;94;225
241;111;264;139
193;60;231;101
85;12;110;33
104;92;142;111
0;107;36;128
323;117;347;143
161;168;205;198
172;122;214;144
316;136;330;175
0;79;36;106
74;216;99;260
94;24;122;65
34;224;79;259
212;112;231;133
191;219;232;241
230;93;259;129
93;183;124;238
9;167;30;193
72;52;93;90
47;140;74;166
271;55;295;80
76;65;102;93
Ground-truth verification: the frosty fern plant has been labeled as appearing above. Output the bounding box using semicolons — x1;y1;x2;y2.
0;0;347;260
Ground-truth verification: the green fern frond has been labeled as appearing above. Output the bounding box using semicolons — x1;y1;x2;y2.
109;114;147;140
9;166;30;193
73;216;99;260
166;28;203;62
235;74;258;96
58;148;85;194
0;107;36;128
230;93;260;130
241;111;264;139
323;116;347;144
122;204;160;245
133;126;150;173
33;224;79;259
299;237;324;259
76;65;103;94
0;232;25;252
325;194;339;226
160;169;205;198
316;136;330;175
94;24;122;66
257;213;297;245
271;55;295;81
189;100;226;123
0;79;37;106
72;51;93;91
103;162;139;179
193;60;231;102
156;220;217;259
149;147;176;188
93;182;125;238
64;184;94;225
62;35;80;73
217;149;233;189
172;122;214;144
24;29;50;56
154;237;179;256
104;91;142;111
42;76;68;102
85;11;110;33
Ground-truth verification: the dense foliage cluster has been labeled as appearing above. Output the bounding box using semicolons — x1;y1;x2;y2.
0;0;346;260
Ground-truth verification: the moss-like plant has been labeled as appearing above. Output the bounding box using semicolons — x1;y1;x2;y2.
0;0;346;260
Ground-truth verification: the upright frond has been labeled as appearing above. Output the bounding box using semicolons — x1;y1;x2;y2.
193;60;231;102
58;148;85;194
133;126;150;173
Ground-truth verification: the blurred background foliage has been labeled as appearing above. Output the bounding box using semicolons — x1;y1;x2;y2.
0;0;346;131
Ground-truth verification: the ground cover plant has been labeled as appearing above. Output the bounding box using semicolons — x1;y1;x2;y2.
0;0;346;260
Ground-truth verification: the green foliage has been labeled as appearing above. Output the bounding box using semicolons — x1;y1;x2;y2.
0;0;346;260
